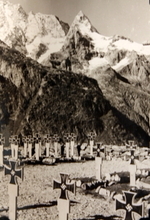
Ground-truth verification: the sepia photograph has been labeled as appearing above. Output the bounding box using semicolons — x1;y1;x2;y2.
0;0;150;219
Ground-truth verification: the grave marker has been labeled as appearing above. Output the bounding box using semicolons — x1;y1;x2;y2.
53;173;76;220
129;149;136;186
70;133;76;158
22;136;28;157
4;160;24;220
64;133;71;159
9;135;20;160
88;131;96;156
33;133;41;160
53;134;59;157
44;134;51;157
0;134;5;166
27;135;33;158
116;191;143;220
95;143;102;180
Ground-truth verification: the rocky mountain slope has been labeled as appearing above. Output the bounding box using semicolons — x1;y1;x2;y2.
0;41;148;145
0;0;69;63
0;2;149;145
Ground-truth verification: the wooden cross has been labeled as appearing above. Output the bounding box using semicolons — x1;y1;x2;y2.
27;135;33;158
88;131;96;141
4;160;23;184
70;133;76;141
4;160;24;220
9;135;20;160
0;134;5;166
44;134;51;143
53;173;76;200
33;133;41;143
116;191;143;220
28;135;34;143
53;173;76;220
64;133;71;142
0;133;5;145
96;142;103;157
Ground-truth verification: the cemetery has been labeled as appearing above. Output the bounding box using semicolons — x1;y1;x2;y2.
0;133;150;220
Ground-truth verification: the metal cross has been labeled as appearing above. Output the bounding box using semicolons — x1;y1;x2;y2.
96;142;103;157
28;135;34;143
9;135;20;145
4;160;24;185
64;133;71;142
33;133;41;143
22;136;27;143
53;173;76;200
53;134;59;142
44;134;51;143
88;131;96;141
116;191;143;220
70;133;76;141
0;133;5;145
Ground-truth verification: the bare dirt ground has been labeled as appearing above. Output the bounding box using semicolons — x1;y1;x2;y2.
0;159;142;220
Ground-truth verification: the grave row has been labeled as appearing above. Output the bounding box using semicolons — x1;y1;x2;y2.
3;147;150;220
0;132;149;166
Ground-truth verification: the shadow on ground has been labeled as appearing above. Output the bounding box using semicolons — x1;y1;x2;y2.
75;215;122;220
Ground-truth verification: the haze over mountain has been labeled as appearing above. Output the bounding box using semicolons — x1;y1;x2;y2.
0;1;149;145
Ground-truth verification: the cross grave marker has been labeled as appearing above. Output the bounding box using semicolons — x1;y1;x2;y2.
9;135;20;160
53;134;59;157
4;160;24;220
27;135;34;158
53;173;76;220
129;149;137;186
70;133;76;157
116;191;143;220
95;142;103;180
88;131;96;156
0;133;5;166
44;134;51;157
22;136;28;157
33;133;41;160
64;133;71;159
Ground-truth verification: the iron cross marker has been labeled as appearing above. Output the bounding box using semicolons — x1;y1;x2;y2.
44;134;51;157
33;134;41;160
4;160;24;220
64;134;71;158
88;131;96;156
53;134;59;157
70;133;76;157
9;135;20;160
22;136;28;157
28;135;34;158
53;173;76;220
53;173;76;200
116;191;143;220
0;134;5;166
4;160;23;185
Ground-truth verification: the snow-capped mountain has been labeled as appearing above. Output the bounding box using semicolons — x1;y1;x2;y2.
0;1;69;62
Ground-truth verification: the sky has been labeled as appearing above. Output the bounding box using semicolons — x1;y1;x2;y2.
2;0;150;43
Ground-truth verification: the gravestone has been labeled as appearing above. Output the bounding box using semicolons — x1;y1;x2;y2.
4;160;24;220
33;133;41;160
53;173;76;220
53;134;59;157
95;143;102;180
129;149;136;186
70;133;76;158
64;133;71;159
0;134;5;166
22;136;28;157
27;135;33;158
9;136;20;160
88;131;96;156
44;134;51;157
116;191;143;220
